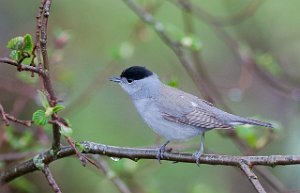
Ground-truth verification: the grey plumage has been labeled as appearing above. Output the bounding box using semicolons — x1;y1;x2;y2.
110;66;273;165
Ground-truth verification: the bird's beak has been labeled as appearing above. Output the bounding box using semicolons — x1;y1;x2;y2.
109;76;121;83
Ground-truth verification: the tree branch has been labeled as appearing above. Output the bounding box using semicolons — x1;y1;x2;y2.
0;103;32;127
0;57;45;76
239;161;266;193
89;155;133;193
1;141;300;184
42;165;62;193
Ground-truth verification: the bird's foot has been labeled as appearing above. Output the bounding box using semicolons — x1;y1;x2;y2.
156;146;165;164
156;141;170;164
192;151;203;166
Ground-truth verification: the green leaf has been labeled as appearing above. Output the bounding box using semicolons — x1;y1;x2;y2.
33;154;45;170
23;34;33;52
167;79;179;88
7;36;24;50
9;50;21;61
58;122;73;137
37;90;49;109
75;142;87;153
53;105;65;113
256;52;281;76
236;125;257;147
180;35;202;51
45;107;54;117
32;109;48;126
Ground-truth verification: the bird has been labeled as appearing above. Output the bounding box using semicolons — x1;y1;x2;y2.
109;66;273;165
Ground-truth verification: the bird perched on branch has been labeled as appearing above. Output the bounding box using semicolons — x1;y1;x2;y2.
110;66;273;165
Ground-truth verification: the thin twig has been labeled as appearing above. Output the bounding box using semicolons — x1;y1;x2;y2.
0;103;32;127
65;137;87;166
42;165;62;193
89;155;133;193
0;57;45;76
239;161;266;193
1;141;300;184
172;0;264;26
4;114;32;127
0;104;9;126
33;0;60;150
40;0;51;71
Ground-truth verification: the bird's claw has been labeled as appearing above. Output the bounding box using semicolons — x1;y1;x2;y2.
156;147;165;164
192;151;203;166
156;141;170;164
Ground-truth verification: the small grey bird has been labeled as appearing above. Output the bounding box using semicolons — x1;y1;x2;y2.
109;66;273;164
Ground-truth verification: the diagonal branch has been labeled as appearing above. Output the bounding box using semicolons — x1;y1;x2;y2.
239;161;266;193
89;155;133;193
1;141;300;184
122;0;216;104
42;165;62;193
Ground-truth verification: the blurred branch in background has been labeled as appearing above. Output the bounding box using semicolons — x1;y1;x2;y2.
171;0;300;101
88;155;133;193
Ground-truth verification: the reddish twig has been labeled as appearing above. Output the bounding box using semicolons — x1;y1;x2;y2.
0;104;9;126
42;165;62;193
32;0;46;69
65;137;87;166
0;104;32;127
4;114;32;127
0;57;45;76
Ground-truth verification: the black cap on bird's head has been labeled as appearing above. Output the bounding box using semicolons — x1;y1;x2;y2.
109;66;153;83
121;66;153;81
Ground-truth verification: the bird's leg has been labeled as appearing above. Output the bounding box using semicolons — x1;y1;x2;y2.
156;140;170;164
193;130;205;166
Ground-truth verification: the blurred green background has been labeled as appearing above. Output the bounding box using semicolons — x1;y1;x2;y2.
1;0;300;192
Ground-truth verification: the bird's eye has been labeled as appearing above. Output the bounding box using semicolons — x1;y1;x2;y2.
127;78;134;83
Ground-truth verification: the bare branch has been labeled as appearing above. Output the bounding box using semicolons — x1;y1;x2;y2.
0;104;32;127
0;104;9;126
239;161;266;193
172;0;264;26
40;0;52;71
89;155;133;193
42;165;62;193
0;57;45;76
1;141;300;184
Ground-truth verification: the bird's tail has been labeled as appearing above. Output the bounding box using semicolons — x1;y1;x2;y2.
239;117;273;128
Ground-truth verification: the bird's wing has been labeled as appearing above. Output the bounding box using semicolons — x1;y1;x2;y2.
157;85;231;129
161;108;230;129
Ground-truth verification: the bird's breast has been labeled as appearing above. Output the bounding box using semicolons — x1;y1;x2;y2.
133;98;200;141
